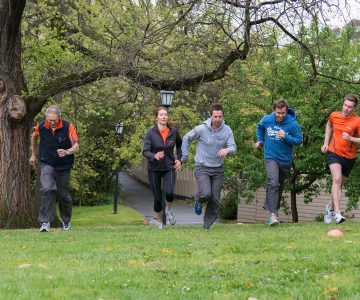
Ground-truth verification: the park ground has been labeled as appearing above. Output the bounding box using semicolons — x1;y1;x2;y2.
0;204;359;300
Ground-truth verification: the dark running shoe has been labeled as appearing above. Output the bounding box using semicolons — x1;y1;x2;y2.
194;201;202;215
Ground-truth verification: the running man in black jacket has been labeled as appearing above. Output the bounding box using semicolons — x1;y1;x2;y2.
143;107;182;229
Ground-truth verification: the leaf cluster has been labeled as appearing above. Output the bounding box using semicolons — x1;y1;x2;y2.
222;23;360;209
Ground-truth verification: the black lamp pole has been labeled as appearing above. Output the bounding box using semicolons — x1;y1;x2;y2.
159;90;175;224
113;122;124;214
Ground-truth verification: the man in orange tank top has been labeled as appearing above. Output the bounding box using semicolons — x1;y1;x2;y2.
321;94;360;224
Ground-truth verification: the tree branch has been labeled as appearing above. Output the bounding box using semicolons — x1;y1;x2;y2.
317;72;360;85
250;16;318;80
27;48;245;116
293;175;320;194
66;38;113;64
224;0;284;10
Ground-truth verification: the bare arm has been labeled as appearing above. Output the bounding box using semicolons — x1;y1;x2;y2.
29;133;37;166
67;124;80;154
342;133;360;145
321;121;333;153
57;141;79;157
57;130;79;158
68;141;79;154
343;119;360;145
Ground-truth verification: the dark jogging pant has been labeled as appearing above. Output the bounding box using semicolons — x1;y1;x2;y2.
148;170;176;213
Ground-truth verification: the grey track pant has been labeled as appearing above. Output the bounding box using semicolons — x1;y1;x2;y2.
38;164;72;224
194;165;224;228
264;158;290;214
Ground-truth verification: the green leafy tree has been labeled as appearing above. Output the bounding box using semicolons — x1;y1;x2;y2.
0;0;357;227
223;24;360;221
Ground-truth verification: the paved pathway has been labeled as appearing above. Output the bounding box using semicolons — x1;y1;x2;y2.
120;171;203;225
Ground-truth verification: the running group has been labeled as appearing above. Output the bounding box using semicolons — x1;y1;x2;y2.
142;95;360;229
32;94;360;232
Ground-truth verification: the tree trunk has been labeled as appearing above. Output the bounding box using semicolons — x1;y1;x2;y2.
290;190;298;223
0;0;37;228
0;102;38;227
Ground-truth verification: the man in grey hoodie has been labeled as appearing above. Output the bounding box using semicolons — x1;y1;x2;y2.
181;104;236;229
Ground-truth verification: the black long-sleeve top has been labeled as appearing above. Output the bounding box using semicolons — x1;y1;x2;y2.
142;126;182;171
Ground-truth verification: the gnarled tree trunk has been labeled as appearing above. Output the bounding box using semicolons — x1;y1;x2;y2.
0;101;37;227
0;0;37;228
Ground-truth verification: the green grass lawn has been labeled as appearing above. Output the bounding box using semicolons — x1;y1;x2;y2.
71;204;144;226
0;207;359;300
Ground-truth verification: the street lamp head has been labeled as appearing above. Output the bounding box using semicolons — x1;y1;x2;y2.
160;90;175;108
115;122;124;136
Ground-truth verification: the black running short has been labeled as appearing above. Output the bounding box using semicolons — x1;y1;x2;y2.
327;152;356;177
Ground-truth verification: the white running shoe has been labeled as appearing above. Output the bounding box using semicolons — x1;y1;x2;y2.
166;210;176;225
39;222;50;232
324;202;333;224
335;212;346;224
156;222;163;229
62;222;71;231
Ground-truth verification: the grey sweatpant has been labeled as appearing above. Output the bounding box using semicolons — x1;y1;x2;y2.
38;164;72;224
264;158;290;214
194;165;224;228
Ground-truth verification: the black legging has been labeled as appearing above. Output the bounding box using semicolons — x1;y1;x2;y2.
148;170;176;213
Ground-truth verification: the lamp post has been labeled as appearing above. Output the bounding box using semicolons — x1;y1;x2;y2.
114;122;124;214
159;90;175;224
160;90;175;108
115;122;124;137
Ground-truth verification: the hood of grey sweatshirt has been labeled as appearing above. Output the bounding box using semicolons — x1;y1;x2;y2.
181;117;236;167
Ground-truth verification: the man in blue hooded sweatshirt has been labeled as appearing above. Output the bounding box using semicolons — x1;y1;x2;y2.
255;99;302;226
